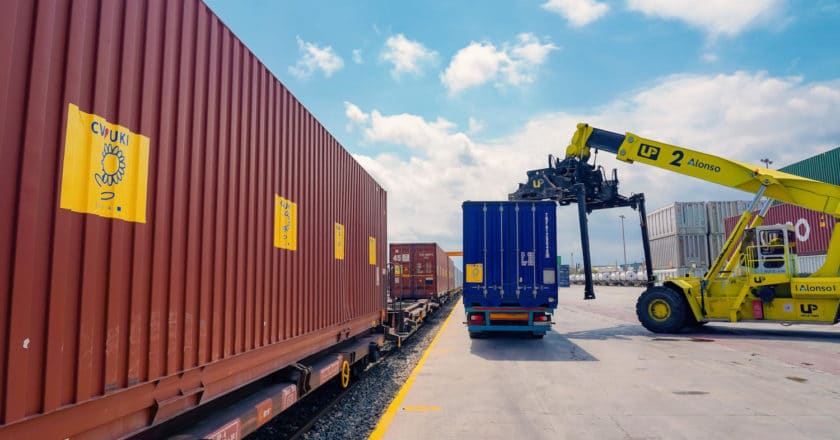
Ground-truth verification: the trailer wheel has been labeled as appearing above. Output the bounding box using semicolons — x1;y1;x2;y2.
636;287;687;333
340;360;351;388
529;332;545;339
468;331;483;339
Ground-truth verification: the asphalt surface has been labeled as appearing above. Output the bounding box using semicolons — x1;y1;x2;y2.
375;285;840;440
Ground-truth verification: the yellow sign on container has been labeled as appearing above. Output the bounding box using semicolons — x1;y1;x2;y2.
466;264;483;283
274;196;297;250
335;223;345;260
60;103;150;223
369;237;377;265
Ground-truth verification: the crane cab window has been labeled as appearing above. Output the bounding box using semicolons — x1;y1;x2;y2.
742;227;795;274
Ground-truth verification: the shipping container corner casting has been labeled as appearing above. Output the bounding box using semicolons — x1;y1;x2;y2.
0;0;386;438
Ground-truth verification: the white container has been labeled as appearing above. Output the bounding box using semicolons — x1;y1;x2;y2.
706;200;750;234
796;254;827;274
647;202;708;239
650;234;710;269
636;270;647;282
625;270;638;283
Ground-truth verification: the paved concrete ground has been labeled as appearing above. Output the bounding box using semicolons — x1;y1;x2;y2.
375;286;840;440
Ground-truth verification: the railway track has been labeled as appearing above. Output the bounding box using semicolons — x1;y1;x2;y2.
249;295;460;440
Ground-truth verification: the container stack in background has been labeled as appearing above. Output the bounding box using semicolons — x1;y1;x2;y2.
724;205;836;274
647;200;752;280
773;146;840;273
647;202;710;280
706;200;751;264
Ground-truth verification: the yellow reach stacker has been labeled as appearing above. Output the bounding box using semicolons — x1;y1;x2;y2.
510;123;840;333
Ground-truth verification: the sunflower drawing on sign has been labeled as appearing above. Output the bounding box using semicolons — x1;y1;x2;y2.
94;143;126;200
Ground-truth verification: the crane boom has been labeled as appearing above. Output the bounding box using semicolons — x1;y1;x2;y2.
566;123;840;217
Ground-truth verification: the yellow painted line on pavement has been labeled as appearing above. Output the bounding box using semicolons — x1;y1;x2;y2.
368;304;458;439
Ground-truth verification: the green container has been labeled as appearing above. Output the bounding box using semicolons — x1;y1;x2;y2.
780;146;840;186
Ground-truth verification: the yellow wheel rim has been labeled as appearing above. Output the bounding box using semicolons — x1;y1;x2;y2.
648;299;671;322
340;360;351;388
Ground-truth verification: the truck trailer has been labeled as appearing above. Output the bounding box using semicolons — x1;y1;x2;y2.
462;201;558;338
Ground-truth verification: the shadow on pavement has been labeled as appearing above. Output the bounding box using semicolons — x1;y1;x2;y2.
468;331;597;362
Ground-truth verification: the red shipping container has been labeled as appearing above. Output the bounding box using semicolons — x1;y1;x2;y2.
390;243;453;300
0;1;386;438
724;203;836;256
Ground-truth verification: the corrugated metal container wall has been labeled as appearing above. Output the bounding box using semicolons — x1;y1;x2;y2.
436;245;451;294
390;243;450;300
0;1;386;438
724;204;835;256
779;147;840;186
647;202;707;239
447;258;456;291
706;201;750;234
649;234;709;269
797;254;827;274
708;233;727;264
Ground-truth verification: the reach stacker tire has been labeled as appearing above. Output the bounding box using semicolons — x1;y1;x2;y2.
636;286;688;334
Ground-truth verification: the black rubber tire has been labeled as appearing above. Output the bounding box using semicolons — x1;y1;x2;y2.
468;331;482;339
636;286;688;333
530;332;545;339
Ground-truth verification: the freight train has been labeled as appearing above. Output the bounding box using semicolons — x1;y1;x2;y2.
388;243;463;338
0;1;458;439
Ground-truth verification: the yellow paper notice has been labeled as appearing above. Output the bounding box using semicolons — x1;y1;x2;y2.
335;223;345;260
369;237;376;265
274;196;298;250
466;264;483;283
60;103;150;223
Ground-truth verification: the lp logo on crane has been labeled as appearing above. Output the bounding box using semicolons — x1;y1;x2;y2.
637;144;661;160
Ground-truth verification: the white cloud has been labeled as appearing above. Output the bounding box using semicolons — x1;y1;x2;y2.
468;117;484;134
352;49;363;64
344;101;369;131
349;72;840;263
288;36;344;79
441;33;557;94
702;52;719;63
626;0;785;38
382;34;438;78
542;0;610;27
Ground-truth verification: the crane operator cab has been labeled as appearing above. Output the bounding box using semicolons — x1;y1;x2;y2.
741;224;797;275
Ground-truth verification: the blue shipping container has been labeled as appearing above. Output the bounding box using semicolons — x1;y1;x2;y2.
462;201;558;308
557;264;571;288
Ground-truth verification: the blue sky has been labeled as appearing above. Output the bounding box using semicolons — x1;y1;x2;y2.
205;0;840;266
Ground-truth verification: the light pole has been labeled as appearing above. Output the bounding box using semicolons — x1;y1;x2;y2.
619;214;627;269
760;158;773;168
571;251;575;273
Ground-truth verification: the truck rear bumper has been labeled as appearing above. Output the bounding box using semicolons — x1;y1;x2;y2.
464;306;554;333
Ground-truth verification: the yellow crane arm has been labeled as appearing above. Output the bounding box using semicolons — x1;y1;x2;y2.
566;123;840;217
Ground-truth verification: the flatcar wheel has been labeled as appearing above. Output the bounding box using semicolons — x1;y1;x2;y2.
340;360;351;388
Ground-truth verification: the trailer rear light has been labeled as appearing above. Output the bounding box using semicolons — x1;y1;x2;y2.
469;314;485;324
534;314;551;325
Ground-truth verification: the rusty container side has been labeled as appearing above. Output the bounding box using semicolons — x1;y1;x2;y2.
435;245;450;294
0;0;386;438
390;243;447;300
724;203;835;257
